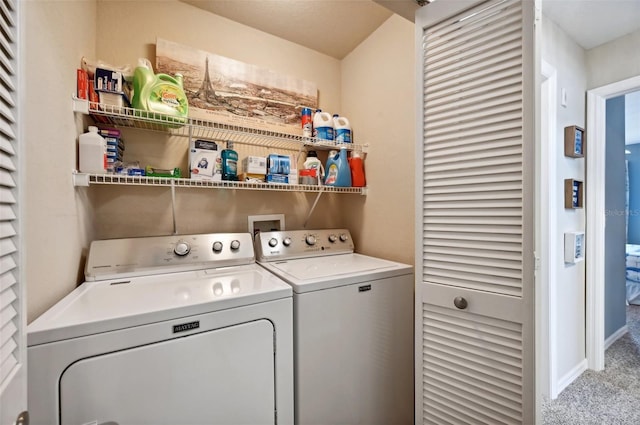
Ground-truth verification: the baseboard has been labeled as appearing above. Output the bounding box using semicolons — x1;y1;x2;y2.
556;359;588;396
604;325;628;350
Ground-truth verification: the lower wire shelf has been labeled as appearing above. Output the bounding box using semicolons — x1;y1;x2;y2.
72;172;367;195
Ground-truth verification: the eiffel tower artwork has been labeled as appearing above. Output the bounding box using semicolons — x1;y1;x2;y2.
195;56;216;102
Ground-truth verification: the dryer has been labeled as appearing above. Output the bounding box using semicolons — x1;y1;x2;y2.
28;232;293;425
255;229;414;425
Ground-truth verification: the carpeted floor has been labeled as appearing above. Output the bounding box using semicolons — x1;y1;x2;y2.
542;305;640;424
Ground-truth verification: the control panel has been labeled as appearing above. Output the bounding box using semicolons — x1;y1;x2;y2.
85;233;255;281
255;229;354;262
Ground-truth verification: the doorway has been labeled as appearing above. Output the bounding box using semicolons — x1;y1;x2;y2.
586;75;640;370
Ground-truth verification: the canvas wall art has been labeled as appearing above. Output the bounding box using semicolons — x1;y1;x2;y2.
156;38;318;134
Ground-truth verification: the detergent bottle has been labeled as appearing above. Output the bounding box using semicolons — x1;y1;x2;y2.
79;126;107;174
348;151;366;187
131;58;188;122
324;147;351;187
313;109;334;141
333;114;352;143
303;150;324;181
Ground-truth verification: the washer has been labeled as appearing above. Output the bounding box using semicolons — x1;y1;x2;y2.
28;232;293;425
255;229;414;425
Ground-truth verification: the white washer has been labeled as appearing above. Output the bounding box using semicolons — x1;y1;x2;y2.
255;229;414;425
28;233;293;425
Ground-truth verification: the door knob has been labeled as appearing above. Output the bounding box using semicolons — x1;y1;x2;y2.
454;296;468;310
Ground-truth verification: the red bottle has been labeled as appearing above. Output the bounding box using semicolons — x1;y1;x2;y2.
348;151;366;187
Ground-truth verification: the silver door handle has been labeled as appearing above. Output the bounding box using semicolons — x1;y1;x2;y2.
454;296;468;310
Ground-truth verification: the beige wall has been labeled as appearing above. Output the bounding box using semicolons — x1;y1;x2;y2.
26;0;416;322
25;0;98;323
340;15;415;265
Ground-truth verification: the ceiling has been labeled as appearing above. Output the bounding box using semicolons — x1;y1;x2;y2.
542;0;640;50
181;0;418;59
182;0;640;59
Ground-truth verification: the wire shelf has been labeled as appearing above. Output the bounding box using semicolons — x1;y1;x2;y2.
74;173;366;194
74;98;368;153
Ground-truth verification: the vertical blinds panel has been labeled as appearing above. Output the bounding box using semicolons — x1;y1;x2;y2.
422;303;523;425
422;0;524;297
0;0;18;391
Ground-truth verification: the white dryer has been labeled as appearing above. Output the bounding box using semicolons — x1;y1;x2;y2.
255;229;414;425
28;232;293;425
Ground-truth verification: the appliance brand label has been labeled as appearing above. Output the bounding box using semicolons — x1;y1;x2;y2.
173;321;200;333
358;285;372;292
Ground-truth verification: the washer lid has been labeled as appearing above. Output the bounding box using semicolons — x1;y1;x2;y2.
262;253;413;293
27;264;291;346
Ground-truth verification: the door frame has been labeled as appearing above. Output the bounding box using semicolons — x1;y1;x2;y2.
586;75;640;371
537;59;558;399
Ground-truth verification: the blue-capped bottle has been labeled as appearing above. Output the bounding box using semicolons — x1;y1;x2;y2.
324;147;351;187
221;141;238;181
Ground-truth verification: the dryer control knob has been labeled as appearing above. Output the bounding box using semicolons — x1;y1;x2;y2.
230;240;240;250
174;241;191;256
339;233;349;242
212;241;223;252
328;234;337;243
305;235;317;246
283;237;292;247
268;238;278;247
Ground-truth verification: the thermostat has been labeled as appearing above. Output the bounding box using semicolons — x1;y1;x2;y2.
564;232;585;264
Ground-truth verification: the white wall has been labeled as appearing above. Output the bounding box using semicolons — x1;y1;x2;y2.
541;14;587;389
587;28;640;90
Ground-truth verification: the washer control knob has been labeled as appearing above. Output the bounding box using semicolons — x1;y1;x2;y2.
283;237;292;247
174;241;191;256
328;234;337;243
305;235;316;246
212;241;223;252
268;238;278;247
339;233;349;242
230;240;240;250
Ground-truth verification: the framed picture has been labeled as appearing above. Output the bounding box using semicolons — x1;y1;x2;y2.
564;125;585;158
564;179;584;209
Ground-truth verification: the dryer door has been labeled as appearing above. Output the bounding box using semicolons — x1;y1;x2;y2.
60;319;275;425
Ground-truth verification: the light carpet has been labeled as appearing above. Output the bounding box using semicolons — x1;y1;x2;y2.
542;305;640;424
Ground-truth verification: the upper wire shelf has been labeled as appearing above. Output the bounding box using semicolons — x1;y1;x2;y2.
73;97;368;153
72;172;366;194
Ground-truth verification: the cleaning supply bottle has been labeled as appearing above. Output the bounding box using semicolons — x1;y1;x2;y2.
313;109;334;141
324;147;351;187
348;151;366;187
303;150;324;182
131;58;188;122
221;141;238;181
79;126;107;174
333;114;352;143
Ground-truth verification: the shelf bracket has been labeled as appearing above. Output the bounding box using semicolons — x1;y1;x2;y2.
303;187;325;228
72;171;90;187
171;180;178;235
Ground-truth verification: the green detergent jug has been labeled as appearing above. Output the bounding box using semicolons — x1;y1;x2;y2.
131;58;188;125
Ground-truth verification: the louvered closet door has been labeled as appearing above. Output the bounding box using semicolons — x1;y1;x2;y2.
0;0;23;422
415;1;537;424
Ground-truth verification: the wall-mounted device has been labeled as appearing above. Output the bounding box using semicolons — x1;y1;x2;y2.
564;231;585;264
